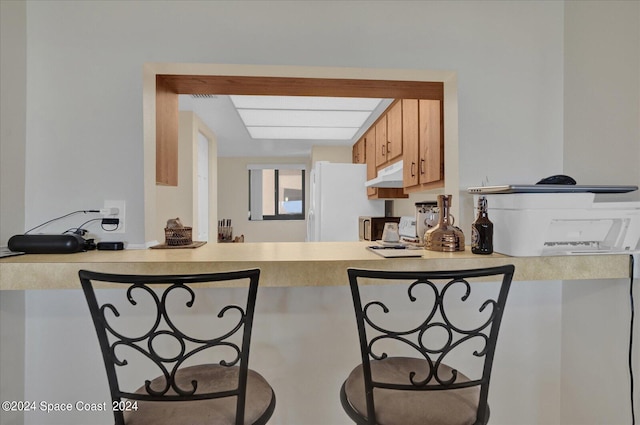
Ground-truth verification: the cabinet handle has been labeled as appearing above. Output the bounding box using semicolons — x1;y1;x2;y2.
382;145;386;156
420;159;425;174
386;141;391;156
411;162;416;177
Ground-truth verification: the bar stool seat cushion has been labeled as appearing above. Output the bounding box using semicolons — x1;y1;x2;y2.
343;357;481;425
124;364;274;425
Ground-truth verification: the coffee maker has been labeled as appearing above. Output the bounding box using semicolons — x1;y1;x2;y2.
415;201;438;243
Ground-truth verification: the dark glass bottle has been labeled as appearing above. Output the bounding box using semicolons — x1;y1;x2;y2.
471;196;493;255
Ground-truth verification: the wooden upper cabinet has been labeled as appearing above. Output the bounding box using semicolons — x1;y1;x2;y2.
375;100;403;168
374;116;387;167
386;100;403;163
402;98;443;192
352;97;439;199
352;137;365;164
402;99;419;187
352;141;358;163
364;124;407;199
364;127;378;197
419;99;443;185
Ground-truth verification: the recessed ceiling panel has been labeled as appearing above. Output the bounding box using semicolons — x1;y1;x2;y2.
230;95;382;111
237;109;371;128
247;126;359;140
230;95;384;141
179;93;393;156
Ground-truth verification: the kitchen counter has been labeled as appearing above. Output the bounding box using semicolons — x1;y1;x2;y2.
0;241;631;290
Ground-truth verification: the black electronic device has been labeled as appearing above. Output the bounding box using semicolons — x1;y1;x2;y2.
7;234;88;254
536;174;577;185
97;241;124;251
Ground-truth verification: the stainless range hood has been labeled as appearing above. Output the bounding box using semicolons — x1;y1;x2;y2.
365;160;404;188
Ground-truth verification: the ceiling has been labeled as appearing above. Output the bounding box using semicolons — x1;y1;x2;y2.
178;94;392;158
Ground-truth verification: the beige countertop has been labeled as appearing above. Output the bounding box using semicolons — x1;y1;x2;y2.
0;241;631;290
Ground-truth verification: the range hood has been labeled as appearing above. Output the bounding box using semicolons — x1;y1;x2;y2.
365;160;404;188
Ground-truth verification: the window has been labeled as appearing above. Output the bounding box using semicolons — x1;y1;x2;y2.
248;165;305;221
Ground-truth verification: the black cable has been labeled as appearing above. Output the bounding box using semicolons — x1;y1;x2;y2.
63;228;87;236
63;218;104;235
630;254;636;425
75;218;103;231
24;210;100;234
63;218;119;236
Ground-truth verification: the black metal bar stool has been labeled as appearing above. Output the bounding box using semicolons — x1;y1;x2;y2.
80;268;275;425
340;265;514;425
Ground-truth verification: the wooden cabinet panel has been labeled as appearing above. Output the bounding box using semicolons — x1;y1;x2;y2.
419;99;442;185
374;100;402;168
156;77;178;186
386;100;403;162
402;99;444;193
352;138;365;164
367;125;407;199
402;99;419;187
365;127;378;197
375;116;387;167
354;97;440;199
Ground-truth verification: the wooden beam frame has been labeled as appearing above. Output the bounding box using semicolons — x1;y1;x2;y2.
155;75;444;186
156;76;179;185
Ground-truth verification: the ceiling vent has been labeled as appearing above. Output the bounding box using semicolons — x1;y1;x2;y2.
191;94;218;99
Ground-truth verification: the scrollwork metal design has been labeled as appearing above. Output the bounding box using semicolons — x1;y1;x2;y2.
361;277;498;389
101;282;246;398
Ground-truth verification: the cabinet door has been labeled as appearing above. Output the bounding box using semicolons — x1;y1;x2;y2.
419;99;442;184
386;100;403;162
352;137;365;164
402;99;419;187
365;127;378;197
375;116;387;167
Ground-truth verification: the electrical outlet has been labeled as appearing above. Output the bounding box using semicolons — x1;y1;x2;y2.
103;200;125;234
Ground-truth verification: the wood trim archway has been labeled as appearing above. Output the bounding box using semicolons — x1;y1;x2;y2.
156;75;444;186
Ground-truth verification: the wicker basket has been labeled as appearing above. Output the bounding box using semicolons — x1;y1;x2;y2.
164;227;193;246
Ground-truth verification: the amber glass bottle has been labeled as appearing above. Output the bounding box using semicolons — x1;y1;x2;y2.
471;196;493;254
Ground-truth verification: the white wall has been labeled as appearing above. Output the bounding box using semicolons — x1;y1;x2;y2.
0;291;25;425
562;2;640;423
564;1;640;194
218;157;310;242
15;0;565;245
1;1;638;424
310;145;352;164
0;2;26;424
0;0;26;245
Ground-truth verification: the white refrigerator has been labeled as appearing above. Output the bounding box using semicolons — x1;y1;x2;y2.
307;161;385;241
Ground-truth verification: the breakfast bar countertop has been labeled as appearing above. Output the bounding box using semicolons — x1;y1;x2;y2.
0;241;632;290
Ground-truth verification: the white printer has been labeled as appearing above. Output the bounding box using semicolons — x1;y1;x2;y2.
474;192;640;257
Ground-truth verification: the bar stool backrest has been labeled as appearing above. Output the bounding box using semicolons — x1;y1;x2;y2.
346;265;515;424
79;268;262;425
